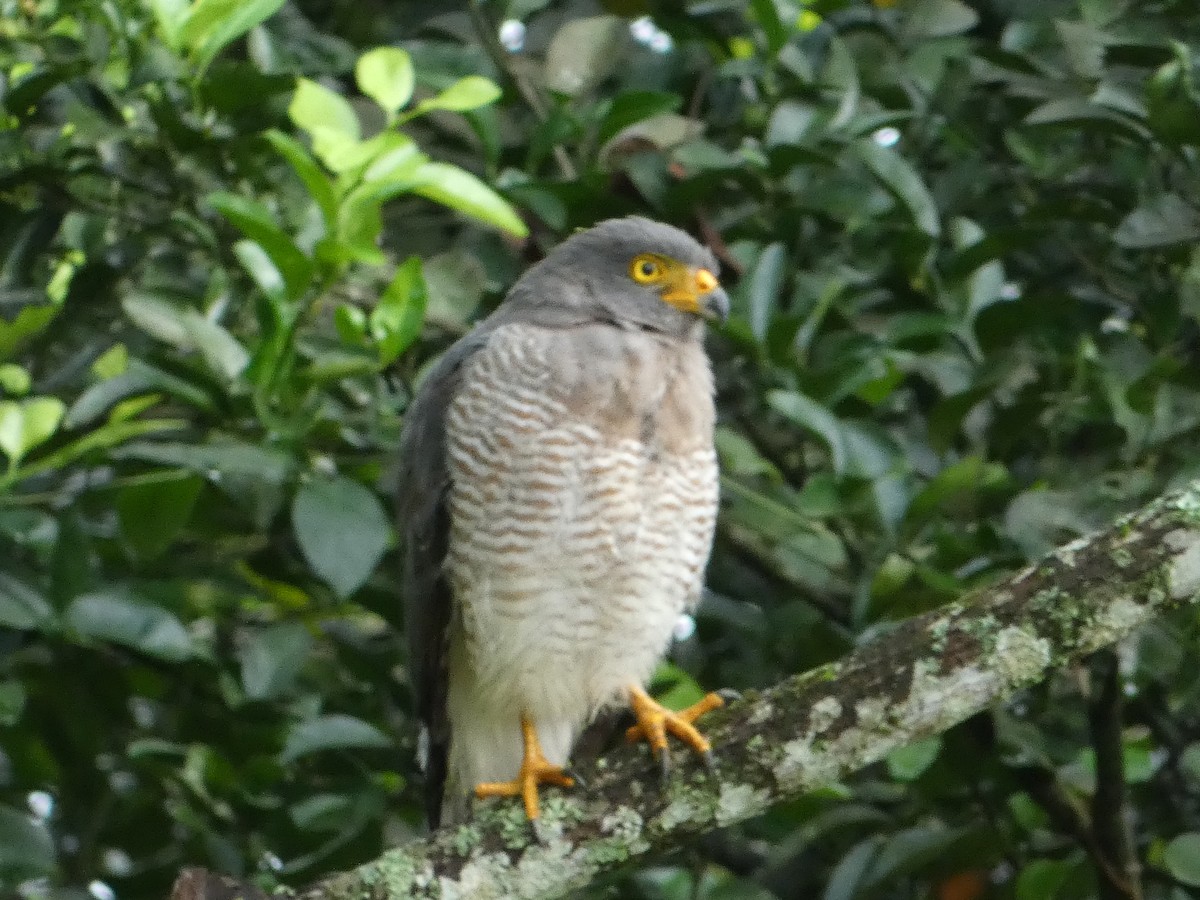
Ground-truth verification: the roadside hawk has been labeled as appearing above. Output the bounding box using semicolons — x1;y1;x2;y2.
398;217;730;825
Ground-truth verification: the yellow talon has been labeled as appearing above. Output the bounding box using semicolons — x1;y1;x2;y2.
474;714;574;819
625;685;724;758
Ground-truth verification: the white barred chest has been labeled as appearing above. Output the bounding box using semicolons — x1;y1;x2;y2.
442;325;718;721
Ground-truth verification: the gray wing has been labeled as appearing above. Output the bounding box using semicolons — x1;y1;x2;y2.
396;328;490;827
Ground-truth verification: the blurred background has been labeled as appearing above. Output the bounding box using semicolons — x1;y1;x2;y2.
3;0;1200;897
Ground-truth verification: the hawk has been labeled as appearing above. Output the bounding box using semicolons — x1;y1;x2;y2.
398;217;729;825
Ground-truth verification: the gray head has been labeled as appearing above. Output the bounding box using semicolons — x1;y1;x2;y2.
497;217;730;338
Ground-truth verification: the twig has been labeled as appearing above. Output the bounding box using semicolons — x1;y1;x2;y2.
1088;650;1143;900
465;0;578;180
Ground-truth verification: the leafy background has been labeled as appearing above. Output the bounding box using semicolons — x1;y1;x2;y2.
4;0;1200;897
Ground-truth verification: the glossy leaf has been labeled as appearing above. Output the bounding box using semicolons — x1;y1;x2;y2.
411;162;528;237
355;46;414;115
280;714;392;763
292;475;391;598
65;591;194;661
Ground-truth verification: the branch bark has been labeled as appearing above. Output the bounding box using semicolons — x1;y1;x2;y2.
171;481;1200;900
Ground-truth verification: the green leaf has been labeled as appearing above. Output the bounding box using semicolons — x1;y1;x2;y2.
0;364;30;396
113;440;293;486
745;242;787;342
207;192;313;301
149;0;189;50
598;91;682;146
371;256;427;365
179;0;287;71
289;78;361;168
900;0;979;41
0;573;53;631
117;473;203;559
0;397;65;464
751;0;788;53
234;239;288;303
355;47;414;115
1164;833;1200;886
292;475;391;598
239;622;313;701
280;713;392;763
265;130;338;229
1016;859;1075;900
291;793;356;833
0;680;25;726
0;804;55;879
768;391;847;475
544;16;627;96
885;736;942;781
415;75;502;114
122;295;249;382
854;140;941;237
1114;194;1200;249
411;162;528;237
65;591;193;662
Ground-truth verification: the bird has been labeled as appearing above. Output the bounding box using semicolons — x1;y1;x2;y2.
397;216;730;826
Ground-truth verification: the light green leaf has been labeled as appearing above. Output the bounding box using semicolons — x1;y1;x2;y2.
234;239;287;302
355;47;414;115
411;162;527;237
0;365;30;396
0;397;64;464
20;397;61;454
240;622;313;701
416;76;502;114
371;256;427;365
292;475;391;598
0;402;22;463
265;130;338;228
179;0;286;71
289;78;361;167
149;0;189;50
65;591;194;662
280;713;392;763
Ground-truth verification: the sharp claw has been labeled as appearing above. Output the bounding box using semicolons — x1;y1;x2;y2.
716;688;742;704
563;766;586;790
701;748;717;773
658;744;672;783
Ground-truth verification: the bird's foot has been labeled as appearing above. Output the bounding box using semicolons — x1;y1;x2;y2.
474;714;574;820
625;685;724;776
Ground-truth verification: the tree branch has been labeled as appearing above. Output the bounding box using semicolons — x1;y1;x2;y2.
172;481;1200;900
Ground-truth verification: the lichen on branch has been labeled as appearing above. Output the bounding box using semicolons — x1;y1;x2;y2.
173;482;1200;900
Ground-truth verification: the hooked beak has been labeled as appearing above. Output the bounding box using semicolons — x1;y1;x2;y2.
662;267;729;324
700;286;730;323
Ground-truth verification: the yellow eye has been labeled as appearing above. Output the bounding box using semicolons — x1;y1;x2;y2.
631;256;660;283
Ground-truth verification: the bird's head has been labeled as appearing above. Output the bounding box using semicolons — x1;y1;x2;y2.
503;217;729;337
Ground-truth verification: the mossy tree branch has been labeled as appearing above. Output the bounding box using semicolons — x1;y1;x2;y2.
171;481;1200;900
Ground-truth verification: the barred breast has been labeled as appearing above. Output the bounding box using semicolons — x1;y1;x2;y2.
440;322;718;808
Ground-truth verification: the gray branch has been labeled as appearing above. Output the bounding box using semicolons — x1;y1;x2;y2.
171;481;1200;900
